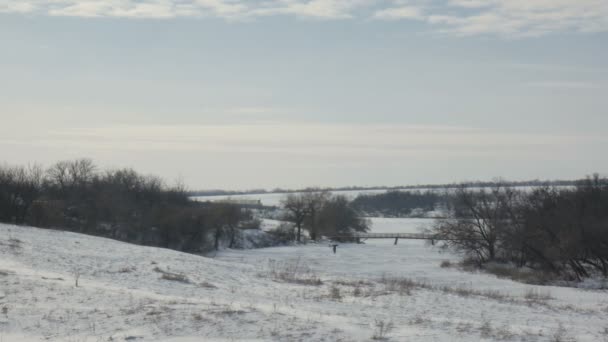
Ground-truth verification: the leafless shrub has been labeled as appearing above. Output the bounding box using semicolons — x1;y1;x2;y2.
551;323;576;342
154;267;191;284
485;263;554;285
265;258;322;286
409;314;428;325
118;266;137;273
494;326;515;340
161;273;190;283
600;327;608;342
334;279;374;287
330;286;342;301
353;285;362;297
1;237;23;255
482;289;509;301
198;281;217;289
479;318;493;338
440;260;452;268
379;276;423;295
192;313;206;321
74;271;81;287
372;319;394;340
332;279;372;297
217;309;247;316
456;322;473;333
438;285;510;302
524;288;554;302
8;237;22;248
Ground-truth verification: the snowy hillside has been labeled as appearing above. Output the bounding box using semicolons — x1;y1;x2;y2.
1;223;608;341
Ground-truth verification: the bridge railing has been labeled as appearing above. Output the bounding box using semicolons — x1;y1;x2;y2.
329;233;437;240
328;233;475;241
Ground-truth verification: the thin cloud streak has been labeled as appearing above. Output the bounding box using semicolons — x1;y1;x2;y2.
2;0;608;36
2;123;606;189
526;81;602;89
2;123;606;156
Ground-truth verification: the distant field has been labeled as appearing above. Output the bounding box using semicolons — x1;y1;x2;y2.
191;185;567;207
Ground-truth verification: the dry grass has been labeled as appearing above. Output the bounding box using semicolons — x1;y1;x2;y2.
484;263;554;285
524;288;554;302
551;323;576;342
198;281;217;289
1;237;23;254
154;267;191;284
329;286;342;301
371;319;394;340
118;266;137;273
379;276;425;296
438;285;510;301
265;258;322;286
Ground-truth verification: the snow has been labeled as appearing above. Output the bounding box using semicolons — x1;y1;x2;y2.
1;221;608;341
192;189;417;207
191;186;561;207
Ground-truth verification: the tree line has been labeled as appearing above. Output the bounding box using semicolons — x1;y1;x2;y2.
0;159;256;253
280;191;370;242
434;175;608;280
351;190;441;217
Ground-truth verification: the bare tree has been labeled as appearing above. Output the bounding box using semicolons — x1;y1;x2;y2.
303;190;330;241
281;194;307;242
433;184;517;264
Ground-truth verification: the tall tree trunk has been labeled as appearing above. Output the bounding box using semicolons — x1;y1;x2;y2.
296;223;301;242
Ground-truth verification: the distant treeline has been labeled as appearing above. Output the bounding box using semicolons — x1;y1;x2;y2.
0;159;257;253
189;180;579;198
434;175;608;281
351;191;442;217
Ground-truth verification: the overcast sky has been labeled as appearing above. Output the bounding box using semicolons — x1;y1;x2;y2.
1;0;607;190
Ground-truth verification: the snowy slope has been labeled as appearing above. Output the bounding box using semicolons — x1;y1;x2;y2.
1;223;607;342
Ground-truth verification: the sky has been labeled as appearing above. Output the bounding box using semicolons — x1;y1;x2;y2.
1;0;607;190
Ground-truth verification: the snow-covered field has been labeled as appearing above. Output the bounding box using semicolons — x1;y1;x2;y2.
192;186;555;207
1;222;608;342
192;189;413;207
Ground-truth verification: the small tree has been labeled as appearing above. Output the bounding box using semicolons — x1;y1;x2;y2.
281;194;307;242
318;195;369;240
302;190;330;241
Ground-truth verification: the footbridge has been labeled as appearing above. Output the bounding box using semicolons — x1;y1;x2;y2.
329;232;442;245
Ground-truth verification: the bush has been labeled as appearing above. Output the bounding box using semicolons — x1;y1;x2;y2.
434;177;608;282
440;260;452;268
267;223;296;244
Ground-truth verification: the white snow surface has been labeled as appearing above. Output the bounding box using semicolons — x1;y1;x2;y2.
192;189;410;207
192;186;557;207
1;221;608;342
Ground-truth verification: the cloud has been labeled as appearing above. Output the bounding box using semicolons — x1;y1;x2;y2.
3;122;605;157
249;0;375;20
2;0;608;36
526;81;601;89
373;6;424;20
434;0;608;37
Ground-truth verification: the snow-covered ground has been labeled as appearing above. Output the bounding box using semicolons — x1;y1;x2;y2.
192;189;413;207
1;222;608;342
191;186;559;207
